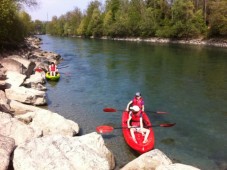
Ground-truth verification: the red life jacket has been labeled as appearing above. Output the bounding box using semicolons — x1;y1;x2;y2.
50;65;56;71
132;97;144;109
131;111;142;122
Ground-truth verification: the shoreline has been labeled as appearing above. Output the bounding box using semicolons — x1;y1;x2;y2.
102;37;227;48
74;35;227;48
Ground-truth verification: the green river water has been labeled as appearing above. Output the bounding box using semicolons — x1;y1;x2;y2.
39;35;227;170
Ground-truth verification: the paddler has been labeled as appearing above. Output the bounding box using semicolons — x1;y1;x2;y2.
126;92;145;112
127;105;150;143
48;62;58;76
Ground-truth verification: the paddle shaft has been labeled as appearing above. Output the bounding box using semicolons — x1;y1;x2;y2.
103;108;168;114
114;124;174;129
96;123;175;134
58;65;69;69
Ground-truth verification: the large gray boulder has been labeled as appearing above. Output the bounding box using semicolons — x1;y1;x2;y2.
8;55;36;77
5;71;26;88
15;109;79;136
121;149;200;170
121;149;172;170
23;71;46;90
0;135;15;170
0;58;24;74
5;86;46;105
13;133;115;170
0;112;42;145
0;66;6;80
9;100;41;115
157;163;200;170
0;90;12;113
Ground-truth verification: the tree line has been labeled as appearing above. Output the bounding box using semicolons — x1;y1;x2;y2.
0;0;39;49
1;0;227;50
45;0;227;39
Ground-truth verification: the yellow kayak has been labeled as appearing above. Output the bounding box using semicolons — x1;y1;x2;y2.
45;72;60;81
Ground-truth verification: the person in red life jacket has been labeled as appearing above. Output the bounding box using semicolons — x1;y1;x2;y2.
48;62;58;76
125;92;145;112
127;105;150;144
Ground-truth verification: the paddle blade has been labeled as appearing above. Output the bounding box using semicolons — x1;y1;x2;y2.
103;108;117;112
159;123;176;127
96;125;114;134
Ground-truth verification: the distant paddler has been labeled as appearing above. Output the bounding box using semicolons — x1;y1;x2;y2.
48;62;58;76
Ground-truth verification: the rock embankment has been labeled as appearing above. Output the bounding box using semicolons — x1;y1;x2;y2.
0;36;200;170
101;37;227;48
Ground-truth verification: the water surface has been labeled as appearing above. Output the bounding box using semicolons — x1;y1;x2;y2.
39;35;227;170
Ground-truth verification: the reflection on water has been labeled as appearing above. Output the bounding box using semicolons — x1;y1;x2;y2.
40;35;227;170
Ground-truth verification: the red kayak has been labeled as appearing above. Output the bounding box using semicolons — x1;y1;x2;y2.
122;111;155;154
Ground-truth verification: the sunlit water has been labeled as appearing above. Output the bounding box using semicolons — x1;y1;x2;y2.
39;35;227;170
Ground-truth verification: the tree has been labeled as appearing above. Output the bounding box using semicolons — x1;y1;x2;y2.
0;0;23;44
208;0;227;37
33;20;46;34
77;0;101;36
113;0;130;37
127;0;145;36
63;8;82;36
87;8;103;37
158;0;206;38
102;0;120;36
103;10;114;36
19;11;33;36
15;0;38;7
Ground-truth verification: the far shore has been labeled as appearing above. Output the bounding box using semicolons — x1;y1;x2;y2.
71;35;227;48
101;36;227;48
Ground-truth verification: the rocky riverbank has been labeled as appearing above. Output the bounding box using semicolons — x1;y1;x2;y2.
0;36;200;170
99;36;227;48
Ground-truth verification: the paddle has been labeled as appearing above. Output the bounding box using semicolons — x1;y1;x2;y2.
58;65;69;69
96;123;176;134
103;107;168;114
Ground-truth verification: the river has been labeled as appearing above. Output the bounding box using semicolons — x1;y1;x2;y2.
39;35;227;170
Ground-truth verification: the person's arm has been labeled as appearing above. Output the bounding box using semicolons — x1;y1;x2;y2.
139;114;146;135
141;105;144;112
127;113;132;128
139;115;144;129
126;100;132;111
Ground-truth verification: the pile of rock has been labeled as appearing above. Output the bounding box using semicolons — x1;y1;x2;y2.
0;36;200;170
0;37;114;170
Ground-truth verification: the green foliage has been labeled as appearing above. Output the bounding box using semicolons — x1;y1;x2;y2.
33;20;46;34
208;0;227;37
0;0;35;48
103;10;114;36
105;0;120;21
44;0;227;38
0;0;20;43
103;0;120;36
18;11;33;36
139;7;157;37
87;8;103;37
159;0;206;38
112;1;131;37
1;0;227;47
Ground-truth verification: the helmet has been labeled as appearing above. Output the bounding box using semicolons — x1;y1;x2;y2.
135;92;141;97
130;105;140;112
